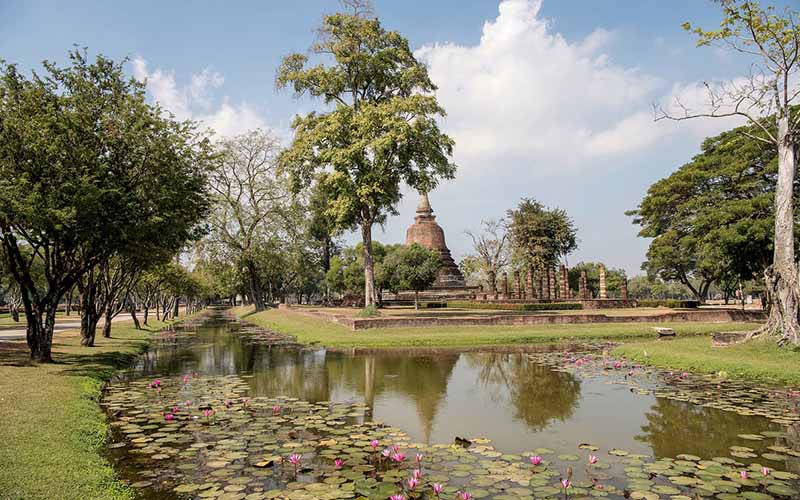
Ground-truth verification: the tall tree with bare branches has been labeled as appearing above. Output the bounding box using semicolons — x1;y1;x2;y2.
465;219;509;293
656;1;800;345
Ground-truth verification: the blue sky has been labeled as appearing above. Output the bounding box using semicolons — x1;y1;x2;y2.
0;1;778;275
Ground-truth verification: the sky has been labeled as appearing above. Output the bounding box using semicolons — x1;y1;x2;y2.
0;0;781;275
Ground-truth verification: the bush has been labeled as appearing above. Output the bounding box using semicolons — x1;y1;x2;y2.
638;299;699;309
357;305;381;317
448;301;582;311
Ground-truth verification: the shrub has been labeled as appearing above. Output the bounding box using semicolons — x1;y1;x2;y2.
447;301;582;311
357;305;381;317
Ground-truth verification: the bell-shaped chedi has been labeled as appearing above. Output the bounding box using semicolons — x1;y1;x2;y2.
405;192;466;288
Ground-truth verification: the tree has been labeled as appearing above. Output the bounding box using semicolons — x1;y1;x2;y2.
567;262;626;298
464;219;509;293
658;1;800;345
506;198;577;271
208;130;288;311
630;122;793;302
0;50;211;361
394;243;442;309
277;5;456;307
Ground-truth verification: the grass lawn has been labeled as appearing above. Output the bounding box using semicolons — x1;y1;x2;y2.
613;336;800;386
0;319;173;500
234;306;760;348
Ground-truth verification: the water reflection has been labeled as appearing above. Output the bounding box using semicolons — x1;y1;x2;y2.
134;316;781;459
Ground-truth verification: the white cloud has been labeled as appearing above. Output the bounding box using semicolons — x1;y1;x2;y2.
131;57;267;138
415;0;741;177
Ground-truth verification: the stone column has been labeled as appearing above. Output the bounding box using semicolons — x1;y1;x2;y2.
537;274;544;300
502;272;509;299
548;268;556;300
599;266;608;299
559;265;568;300
525;269;533;300
621;275;628;300
580;271;589;299
530;267;538;300
514;271;521;299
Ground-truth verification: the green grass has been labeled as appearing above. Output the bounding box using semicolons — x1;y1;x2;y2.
0;318;177;500
235;306;760;348
613;336;800;385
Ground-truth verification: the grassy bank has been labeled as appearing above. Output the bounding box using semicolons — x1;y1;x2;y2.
613;336;800;386
0;319;174;500
234;306;760;348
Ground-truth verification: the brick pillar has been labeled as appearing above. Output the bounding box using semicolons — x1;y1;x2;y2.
502;272;509;299
580;271;589;299
537;274;544;300
525;269;533;300
548;268;556;300
559;265;568;300
599;266;608;299
514;271;522;299
621;276;628;300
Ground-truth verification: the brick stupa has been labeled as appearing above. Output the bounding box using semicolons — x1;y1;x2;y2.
405;192;466;288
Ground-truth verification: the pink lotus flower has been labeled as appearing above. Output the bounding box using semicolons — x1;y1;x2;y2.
561;479;571;489
613;361;622;369
182;375;189;384
171;406;180;413
288;454;302;466
334;458;344;469
392;452;406;463
155;387;162;396
530;455;542;466
382;448;393;458
389;495;405;500
407;477;419;490
740;470;749;479
761;466;770;476
416;453;424;463
370;439;380;449
202;409;214;418
588;455;598;465
392;444;400;453
457;492;472;500
432;483;444;495
272;405;282;414
184;400;192;407
412;469;422;479
164;413;174;421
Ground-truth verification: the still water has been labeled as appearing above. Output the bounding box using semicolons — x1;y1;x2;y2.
128;310;779;462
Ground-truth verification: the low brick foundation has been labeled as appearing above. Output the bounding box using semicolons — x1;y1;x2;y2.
280;305;765;331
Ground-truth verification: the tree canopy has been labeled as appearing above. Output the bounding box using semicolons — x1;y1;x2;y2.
277;7;456;307
506;198;577;271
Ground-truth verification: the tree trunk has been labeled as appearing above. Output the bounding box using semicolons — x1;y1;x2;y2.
143;305;150;325
102;302;114;338
23;300;58;363
173;296;180;318
414;290;420;310
65;288;73;316
361;221;378;307
130;305;141;330
754;116;800;346
79;277;100;347
246;259;266;312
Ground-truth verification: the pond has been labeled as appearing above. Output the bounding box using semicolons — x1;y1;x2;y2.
103;309;800;500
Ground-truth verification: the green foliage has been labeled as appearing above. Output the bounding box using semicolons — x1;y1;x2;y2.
507;198;577;270
567;262;626;298
448;301;583;311
393;243;441;293
0;49;212;360
277;8;456;305
628;121;791;301
626;275;694;300
357;304;381;318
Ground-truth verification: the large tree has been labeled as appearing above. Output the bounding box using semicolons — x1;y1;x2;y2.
0;50;211;361
277;5;456;307
464;219;509;293
207;129;288;311
393;243;442;310
629;123;785;302
659;1;800;345
506;198;577;271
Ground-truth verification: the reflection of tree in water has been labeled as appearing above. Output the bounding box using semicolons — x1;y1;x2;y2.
468;353;580;431
326;353;459;442
637;397;774;459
